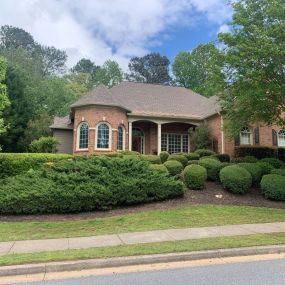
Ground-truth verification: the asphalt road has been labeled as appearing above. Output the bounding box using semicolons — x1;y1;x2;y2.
16;259;285;285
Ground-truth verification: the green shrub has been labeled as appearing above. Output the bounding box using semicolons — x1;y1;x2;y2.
200;155;219;161
219;165;252;194
0;153;71;179
198;158;222;181
149;164;168;174
220;162;234;169
238;163;262;186
167;154;188;167
255;161;274;175
260;158;283;169
187;160;199;165
0;156;184;214
271;168;285;177
278;147;285;162
194;149;216;157
159;151;169;163
141;155;161;164
182;164;207;190
30;136;59;153
234;146;277;159
261;174;285;201
214;154;230;162
185;153;200;160
232;156;258;163
164;160;184;176
118;150;140;156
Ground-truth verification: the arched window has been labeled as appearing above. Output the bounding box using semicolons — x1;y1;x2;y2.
240;127;252;145
117;126;124;150
278;130;285;147
78;122;89;149
96;123;111;149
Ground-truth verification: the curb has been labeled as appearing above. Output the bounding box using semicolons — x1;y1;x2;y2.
1;245;285;277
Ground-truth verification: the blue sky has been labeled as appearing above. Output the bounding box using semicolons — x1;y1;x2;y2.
0;0;232;70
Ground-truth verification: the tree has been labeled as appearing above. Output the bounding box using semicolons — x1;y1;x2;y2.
218;0;285;135
94;60;123;88
30;136;59;153
172;44;225;97
189;123;211;150
0;57;10;135
72;58;98;76
126;53;171;84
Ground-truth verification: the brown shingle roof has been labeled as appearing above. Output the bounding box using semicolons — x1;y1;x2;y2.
50;115;73;130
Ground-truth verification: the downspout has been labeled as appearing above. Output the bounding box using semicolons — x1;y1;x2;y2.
218;112;225;154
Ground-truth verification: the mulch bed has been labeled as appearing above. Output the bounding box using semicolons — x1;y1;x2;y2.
1;182;284;222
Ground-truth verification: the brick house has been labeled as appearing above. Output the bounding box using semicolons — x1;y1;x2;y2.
50;82;285;156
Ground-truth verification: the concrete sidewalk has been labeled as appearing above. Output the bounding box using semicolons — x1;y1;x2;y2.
1;222;285;255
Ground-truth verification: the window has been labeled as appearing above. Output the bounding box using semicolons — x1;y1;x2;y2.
278;130;285;147
240;127;252;145
96;123;110;149
117;126;124;150
78;122;89;149
161;133;189;154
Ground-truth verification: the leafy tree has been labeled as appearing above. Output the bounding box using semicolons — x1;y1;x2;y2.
172;44;225;97
218;0;285;135
94;60;123;88
189;123;211;150
126;53;171;84
30;136;59;153
72;58;98;76
0;57;10;135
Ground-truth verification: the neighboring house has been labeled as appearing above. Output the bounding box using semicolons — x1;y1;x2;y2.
50;81;284;156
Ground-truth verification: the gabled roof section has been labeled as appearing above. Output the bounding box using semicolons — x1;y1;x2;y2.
50;115;73;130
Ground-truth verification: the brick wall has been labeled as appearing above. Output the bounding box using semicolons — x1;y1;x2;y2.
73;106;128;155
206;115;223;154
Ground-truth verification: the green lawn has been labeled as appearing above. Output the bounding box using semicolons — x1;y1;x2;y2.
1;233;285;266
1;205;285;242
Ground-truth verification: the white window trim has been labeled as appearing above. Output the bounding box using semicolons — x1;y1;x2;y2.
117;125;126;151
95;122;112;151
240;127;253;145
278;130;285;147
76;122;89;151
161;132;190;153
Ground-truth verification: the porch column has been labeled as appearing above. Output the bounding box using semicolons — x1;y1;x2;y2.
157;123;161;155
128;121;132;151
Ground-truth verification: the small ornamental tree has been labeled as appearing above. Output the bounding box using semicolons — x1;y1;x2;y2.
30;136;59;153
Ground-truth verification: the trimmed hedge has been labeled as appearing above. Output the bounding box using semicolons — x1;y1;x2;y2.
141;155;161;164
182;164;207;190
167;154;188;167
0;156;184;214
237;163;262;186
194;149;216;157
234;146;277;159
271;168;285;177
219;165;252;194
187;160;199;165
149;164;169;174
278;148;285;162
164;160;184;176
198;158;222;181
118;150;140;156
159;151;169;163
232;156;258;163
261;174;285;201
0;153;72;179
260;158;283;169
180;153;200;161
214;154;230;162
256;161;274;175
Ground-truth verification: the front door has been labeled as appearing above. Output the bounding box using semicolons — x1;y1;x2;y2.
132;128;144;154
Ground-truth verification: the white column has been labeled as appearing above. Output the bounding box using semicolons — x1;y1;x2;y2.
157;123;161;155
128;121;132;151
220;115;225;154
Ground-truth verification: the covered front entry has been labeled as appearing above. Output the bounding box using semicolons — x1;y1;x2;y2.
129;119;198;155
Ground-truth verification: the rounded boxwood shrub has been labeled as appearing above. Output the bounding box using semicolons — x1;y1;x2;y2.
214;154;230;162
255;161;274;175
237;163;262;186
261;174;285;201
187;160;199;165
220;162;234;170
167;154;188;168
164;160;184;176
149;164;168;174
219;165;252;194
261;158;283;169
198;158;222;181
184;153;200;161
182;164;207;190
141;155;161;164
118;150;140;156
231;156;258;163
159;151;169;163
200;155;219;161
194;149;216;157
270;168;285;177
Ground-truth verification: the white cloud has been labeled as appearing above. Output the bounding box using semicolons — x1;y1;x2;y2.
0;0;231;70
